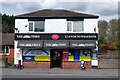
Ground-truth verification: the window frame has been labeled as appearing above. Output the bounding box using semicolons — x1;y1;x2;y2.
0;46;10;55
67;21;84;33
28;21;34;32
28;21;45;33
67;21;73;32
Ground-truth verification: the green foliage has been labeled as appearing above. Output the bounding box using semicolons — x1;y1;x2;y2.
113;47;120;56
6;61;14;68
2;14;14;33
98;19;119;47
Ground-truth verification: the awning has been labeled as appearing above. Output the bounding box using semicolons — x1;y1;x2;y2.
17;40;43;48
44;40;69;49
17;40;96;49
70;40;96;49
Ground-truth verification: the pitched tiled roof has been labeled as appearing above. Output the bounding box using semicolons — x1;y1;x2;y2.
0;33;14;46
15;9;99;18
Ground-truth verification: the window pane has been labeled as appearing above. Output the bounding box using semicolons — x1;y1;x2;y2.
0;46;2;54
67;22;72;31
34;22;44;32
73;21;83;32
29;22;33;31
2;46;5;53
6;46;9;53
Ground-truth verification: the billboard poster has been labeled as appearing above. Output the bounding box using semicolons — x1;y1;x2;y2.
22;49;50;61
63;49;69;61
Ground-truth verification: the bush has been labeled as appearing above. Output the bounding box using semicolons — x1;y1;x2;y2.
6;61;14;67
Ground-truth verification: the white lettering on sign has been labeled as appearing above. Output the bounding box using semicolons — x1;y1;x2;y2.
17;35;40;38
65;35;96;38
25;57;32;60
72;44;94;47
46;44;66;47
23;35;31;38
19;43;41;47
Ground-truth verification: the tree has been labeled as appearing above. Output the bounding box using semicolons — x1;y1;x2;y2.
98;20;108;43
2;14;14;33
107;19;118;45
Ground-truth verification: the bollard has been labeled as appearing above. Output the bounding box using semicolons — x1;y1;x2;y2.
18;60;22;69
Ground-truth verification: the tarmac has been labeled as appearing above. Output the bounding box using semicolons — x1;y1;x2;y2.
1;68;119;78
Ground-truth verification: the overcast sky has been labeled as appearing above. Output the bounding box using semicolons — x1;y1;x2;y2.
0;0;119;22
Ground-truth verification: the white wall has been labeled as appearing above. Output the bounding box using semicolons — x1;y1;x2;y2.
15;18;98;33
15;19;28;33
14;40;22;65
84;19;98;33
45;19;67;33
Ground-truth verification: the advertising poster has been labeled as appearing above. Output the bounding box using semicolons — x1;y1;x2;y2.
63;49;69;61
68;56;74;61
22;49;50;61
74;49;80;61
92;51;97;59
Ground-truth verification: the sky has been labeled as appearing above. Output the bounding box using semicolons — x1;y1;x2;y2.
0;0;119;22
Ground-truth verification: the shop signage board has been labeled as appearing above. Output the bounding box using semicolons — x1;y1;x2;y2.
44;40;69;49
70;40;96;49
15;33;98;40
17;40;43;48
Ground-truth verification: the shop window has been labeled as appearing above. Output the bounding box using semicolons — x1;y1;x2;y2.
67;21;84;32
80;50;85;56
68;49;74;56
0;46;9;55
79;49;91;56
23;49;50;56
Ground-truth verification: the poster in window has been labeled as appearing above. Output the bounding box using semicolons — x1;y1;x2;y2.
74;49;80;61
92;51;97;59
63;49;69;61
22;49;50;61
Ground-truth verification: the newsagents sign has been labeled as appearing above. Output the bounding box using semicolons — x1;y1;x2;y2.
17;40;43;48
44;40;69;49
70;40;96;49
15;33;98;40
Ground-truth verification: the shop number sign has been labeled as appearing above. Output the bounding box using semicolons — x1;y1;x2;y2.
63;49;69;61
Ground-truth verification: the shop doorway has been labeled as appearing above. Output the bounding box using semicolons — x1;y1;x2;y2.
50;49;62;68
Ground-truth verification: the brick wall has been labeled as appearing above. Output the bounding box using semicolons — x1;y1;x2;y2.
0;46;14;61
62;62;91;69
98;55;119;69
6;46;14;61
22;61;50;68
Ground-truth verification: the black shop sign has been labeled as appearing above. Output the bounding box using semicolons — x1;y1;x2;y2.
15;33;98;40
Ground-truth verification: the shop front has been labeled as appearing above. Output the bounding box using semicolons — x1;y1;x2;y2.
15;33;98;69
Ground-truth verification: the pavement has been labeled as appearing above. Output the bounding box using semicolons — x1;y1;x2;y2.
1;68;119;78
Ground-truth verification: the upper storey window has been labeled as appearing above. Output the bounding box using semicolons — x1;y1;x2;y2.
29;21;45;32
67;21;84;32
